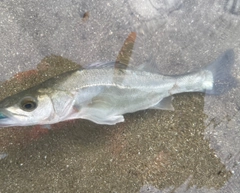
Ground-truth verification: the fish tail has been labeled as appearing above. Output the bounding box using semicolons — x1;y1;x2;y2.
205;49;235;94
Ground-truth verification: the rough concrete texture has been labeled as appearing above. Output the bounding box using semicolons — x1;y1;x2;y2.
0;0;240;192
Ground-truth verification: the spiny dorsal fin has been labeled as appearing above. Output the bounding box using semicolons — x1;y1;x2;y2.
115;32;136;67
85;32;136;70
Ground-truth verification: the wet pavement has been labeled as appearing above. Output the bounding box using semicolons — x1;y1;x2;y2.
0;0;240;192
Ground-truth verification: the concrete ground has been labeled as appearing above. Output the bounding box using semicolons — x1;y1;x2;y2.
0;0;240;192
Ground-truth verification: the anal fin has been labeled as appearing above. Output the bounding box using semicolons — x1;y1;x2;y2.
150;96;174;111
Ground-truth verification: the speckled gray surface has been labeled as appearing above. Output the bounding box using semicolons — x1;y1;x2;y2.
0;0;240;192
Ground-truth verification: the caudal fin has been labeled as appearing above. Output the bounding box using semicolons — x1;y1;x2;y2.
205;49;235;94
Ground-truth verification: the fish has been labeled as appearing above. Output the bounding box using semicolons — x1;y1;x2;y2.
0;49;235;127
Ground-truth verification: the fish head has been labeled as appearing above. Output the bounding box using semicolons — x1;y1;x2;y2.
0;89;55;127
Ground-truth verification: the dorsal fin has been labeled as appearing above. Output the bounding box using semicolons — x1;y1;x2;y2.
85;61;128;69
115;32;136;68
84;32;136;71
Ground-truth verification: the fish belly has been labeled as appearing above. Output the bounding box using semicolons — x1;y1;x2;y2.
72;86;169;125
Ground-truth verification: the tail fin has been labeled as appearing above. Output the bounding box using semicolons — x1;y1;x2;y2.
205;49;235;94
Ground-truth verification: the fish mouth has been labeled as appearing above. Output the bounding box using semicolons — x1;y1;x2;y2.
0;109;17;127
0;112;7;119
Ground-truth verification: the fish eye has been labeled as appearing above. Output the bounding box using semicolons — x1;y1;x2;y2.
20;97;37;112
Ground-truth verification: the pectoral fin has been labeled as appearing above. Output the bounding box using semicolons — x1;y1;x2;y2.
96;115;124;125
150;96;174;111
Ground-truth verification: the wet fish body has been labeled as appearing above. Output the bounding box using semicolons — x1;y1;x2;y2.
0;50;235;127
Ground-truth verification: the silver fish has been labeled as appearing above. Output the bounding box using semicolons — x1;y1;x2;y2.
0;50;235;127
